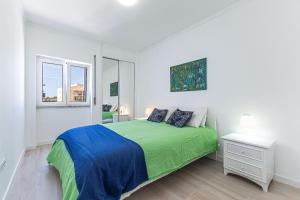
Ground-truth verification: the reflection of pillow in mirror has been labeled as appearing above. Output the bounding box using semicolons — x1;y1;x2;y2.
110;105;117;112
102;104;107;112
103;104;112;112
114;105;118;112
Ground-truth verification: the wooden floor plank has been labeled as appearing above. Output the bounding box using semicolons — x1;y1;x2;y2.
6;145;300;200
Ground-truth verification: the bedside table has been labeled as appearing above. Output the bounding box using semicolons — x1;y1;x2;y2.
113;114;129;123
222;133;275;192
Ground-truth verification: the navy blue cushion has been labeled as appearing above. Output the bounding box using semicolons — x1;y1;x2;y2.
166;109;193;128
102;104;112;112
147;108;168;123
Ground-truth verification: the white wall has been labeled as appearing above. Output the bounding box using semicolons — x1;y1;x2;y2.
25;23;102;147
25;23;138;147
136;0;300;187
0;0;25;198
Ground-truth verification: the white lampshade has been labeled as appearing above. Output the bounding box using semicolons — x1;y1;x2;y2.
120;106;129;115
240;114;256;130
145;108;153;117
118;0;138;6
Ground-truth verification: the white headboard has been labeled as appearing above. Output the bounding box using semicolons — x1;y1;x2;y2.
206;110;219;137
206;112;217;129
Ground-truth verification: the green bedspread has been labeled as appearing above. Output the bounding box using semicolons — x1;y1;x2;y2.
102;111;116;120
47;120;218;200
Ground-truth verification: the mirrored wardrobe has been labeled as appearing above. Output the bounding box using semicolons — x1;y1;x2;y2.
102;57;135;124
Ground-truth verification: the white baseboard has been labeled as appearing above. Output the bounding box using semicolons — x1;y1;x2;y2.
2;147;300;200
217;155;300;189
205;152;223;163
274;174;300;189
2;149;25;200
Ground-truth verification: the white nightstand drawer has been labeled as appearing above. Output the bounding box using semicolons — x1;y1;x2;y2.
226;158;263;180
226;142;263;161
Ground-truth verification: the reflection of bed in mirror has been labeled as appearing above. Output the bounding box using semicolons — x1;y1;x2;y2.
102;104;118;124
102;57;135;124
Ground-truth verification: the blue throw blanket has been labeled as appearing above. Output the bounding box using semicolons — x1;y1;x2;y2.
58;124;148;200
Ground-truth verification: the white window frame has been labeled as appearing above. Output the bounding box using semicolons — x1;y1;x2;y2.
37;56;91;107
37;56;66;107
67;62;91;106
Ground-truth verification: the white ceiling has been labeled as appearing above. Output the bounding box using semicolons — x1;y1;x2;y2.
22;0;239;51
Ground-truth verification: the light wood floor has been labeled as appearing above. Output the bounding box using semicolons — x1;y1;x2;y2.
6;145;300;200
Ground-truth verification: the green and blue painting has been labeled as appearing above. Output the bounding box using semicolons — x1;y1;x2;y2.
170;58;207;92
110;82;118;96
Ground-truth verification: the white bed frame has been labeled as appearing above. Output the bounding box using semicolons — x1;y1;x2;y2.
121;114;218;199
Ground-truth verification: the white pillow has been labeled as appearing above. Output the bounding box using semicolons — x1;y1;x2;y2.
200;113;207;127
179;107;207;128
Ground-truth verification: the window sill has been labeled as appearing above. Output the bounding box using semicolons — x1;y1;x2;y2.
36;104;91;108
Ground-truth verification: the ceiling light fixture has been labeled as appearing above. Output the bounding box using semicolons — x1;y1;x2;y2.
118;0;138;7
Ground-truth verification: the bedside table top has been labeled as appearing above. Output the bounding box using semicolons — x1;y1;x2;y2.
222;133;275;149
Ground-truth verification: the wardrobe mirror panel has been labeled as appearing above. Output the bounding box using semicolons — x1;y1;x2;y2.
102;58;119;124
119;60;135;121
102;57;135;124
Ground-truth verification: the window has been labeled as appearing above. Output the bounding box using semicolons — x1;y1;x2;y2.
69;64;87;103
37;56;90;107
42;62;63;103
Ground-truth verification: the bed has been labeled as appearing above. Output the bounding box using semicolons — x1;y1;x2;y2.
47;119;218;200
